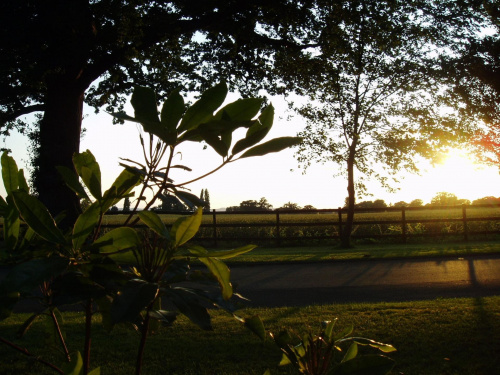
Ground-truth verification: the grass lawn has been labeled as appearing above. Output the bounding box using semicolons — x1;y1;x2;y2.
1;297;499;374
221;240;500;263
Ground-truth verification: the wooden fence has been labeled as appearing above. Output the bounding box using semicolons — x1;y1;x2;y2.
108;204;500;247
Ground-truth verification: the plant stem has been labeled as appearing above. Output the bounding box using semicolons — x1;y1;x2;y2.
83;299;93;375
49;309;71;362
136;310;151;375
0;336;64;374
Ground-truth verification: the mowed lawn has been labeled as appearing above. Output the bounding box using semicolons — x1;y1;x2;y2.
1;207;499;374
1;297;499;374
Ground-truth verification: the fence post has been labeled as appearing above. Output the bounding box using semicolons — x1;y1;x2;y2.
212;209;218;247
401;207;407;244
462;204;469;241
276;211;281;247
337;207;342;239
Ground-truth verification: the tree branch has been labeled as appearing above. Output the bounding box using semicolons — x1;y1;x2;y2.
0;104;45;124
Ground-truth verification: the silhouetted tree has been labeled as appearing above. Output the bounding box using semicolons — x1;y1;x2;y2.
303;205;316;210
410;199;424;207
280;202;301;210
430;192;459;206
0;0;316;226
393;201;407;208
285;1;486;248
472;196;500;205
123;197;131;212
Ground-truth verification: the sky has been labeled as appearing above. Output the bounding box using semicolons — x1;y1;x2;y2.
3;94;500;210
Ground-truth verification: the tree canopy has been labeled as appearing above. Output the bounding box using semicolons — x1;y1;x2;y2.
0;0;315;226
277;0;493;246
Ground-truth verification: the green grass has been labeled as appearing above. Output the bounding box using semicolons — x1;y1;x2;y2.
216;240;500;263
1;297;499;374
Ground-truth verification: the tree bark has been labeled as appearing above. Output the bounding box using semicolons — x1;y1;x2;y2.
340;144;357;248
35;78;84;229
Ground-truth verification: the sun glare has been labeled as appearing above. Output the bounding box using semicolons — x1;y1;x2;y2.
419;148;498;203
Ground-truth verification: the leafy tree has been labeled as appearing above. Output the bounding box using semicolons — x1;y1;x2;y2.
280;202;301;210
284;1;477;247
393;201;407;208
410;199;424;207
236;197;273;211
0;0;314;227
439;3;500;166
430;192;459;206
258;197;273;211
203;189;211;212
472;196;500;205
303;204;316;210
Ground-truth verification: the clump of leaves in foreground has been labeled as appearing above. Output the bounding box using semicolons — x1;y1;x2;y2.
245;317;396;375
0;82;302;375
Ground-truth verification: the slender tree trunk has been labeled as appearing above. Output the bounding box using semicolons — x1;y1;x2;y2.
340;145;357;248
35;78;84;229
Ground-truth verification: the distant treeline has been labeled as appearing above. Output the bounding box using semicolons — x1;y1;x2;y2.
225;193;500;212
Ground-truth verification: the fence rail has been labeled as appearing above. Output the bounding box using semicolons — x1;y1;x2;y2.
105;204;500;246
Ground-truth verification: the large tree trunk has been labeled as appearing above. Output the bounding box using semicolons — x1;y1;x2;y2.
34;78;84;229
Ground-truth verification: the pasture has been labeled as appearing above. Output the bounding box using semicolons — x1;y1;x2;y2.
103;205;500;247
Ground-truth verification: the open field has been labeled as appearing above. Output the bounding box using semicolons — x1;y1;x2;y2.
1;297;499;374
102;206;500;247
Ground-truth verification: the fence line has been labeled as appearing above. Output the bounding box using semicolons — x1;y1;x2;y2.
106;204;500;246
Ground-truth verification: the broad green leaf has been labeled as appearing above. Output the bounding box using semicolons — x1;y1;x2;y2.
198;127;229;157
131;86;160;123
324;319;337;341
72;202;100;250
1;152;18;195
111;279;158;324
93;227;140;254
88;367;101;375
81;165;102;200
239;137;303;159
232;122;272;155
2;256;69;294
17;311;43;337
175;191;207;209
188;244;256;259
258;102;274;128
352;338;397;353
61;351;83;375
110;111;139;123
56;166;89;200
196;255;232;300
138;211;169;238
170;208;202;247
177;82;227;133
161;88;185;131
334;354;395;375
11;190;66;245
17;169;29;193
342;342;358;363
73;150;102;200
148;309;178;326
214;98;264;121
243;315;266;341
164;287;212;330
3;201;20;250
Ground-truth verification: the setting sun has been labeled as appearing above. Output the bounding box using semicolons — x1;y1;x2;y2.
403;148;499;204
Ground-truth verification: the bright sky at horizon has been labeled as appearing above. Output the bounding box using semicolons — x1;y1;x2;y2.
2;95;500;210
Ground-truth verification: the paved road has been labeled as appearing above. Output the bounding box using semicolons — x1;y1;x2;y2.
229;255;500;307
3;255;500;311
